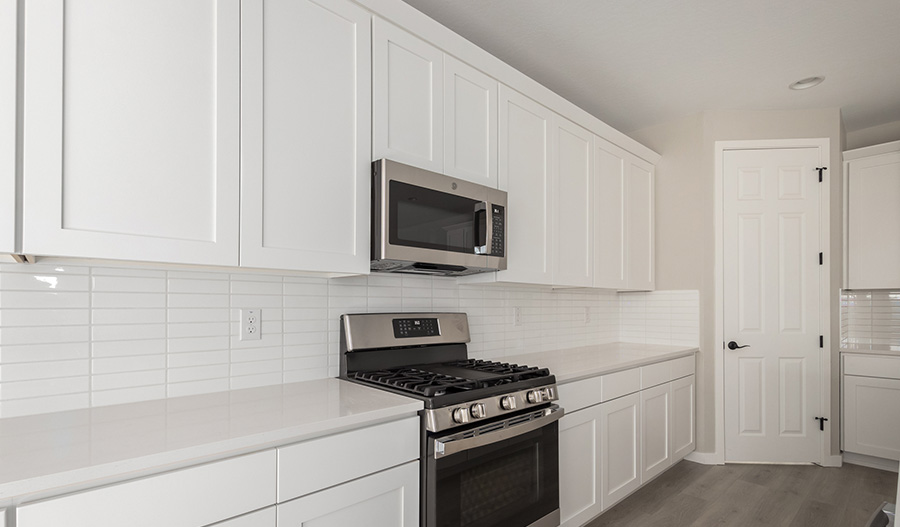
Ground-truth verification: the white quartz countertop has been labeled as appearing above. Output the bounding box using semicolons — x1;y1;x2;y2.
0;378;422;503
505;342;698;384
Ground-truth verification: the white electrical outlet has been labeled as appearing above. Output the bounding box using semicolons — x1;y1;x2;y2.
240;308;261;341
513;306;522;327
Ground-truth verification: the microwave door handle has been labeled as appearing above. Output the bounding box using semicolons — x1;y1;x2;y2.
474;202;488;255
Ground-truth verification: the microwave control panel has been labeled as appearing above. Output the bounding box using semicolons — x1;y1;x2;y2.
490;205;505;258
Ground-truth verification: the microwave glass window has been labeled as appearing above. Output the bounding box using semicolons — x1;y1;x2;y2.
389;181;482;254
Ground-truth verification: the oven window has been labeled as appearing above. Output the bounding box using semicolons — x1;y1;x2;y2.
389;181;484;254
431;422;559;527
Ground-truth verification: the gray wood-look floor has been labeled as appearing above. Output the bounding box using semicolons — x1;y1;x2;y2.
585;461;897;527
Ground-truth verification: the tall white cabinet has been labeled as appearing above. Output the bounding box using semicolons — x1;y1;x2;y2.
21;0;241;266
0;0;15;255
553;116;594;288
240;0;370;274
844;141;900;289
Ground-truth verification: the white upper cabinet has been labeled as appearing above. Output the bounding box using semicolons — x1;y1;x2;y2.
240;0;370;273
0;0;16;255
593;137;627;289
494;85;554;285
624;157;655;291
21;0;240;266
443;55;498;187
844;142;900;289
552;115;593;288
373;18;443;173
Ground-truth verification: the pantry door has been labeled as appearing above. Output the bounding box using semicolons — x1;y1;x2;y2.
723;146;823;463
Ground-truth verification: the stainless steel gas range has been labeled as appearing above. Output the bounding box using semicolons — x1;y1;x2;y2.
340;312;562;527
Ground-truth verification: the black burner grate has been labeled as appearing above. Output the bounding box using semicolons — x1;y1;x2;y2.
352;359;551;398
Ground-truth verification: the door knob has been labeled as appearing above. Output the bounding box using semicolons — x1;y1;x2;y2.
727;341;750;350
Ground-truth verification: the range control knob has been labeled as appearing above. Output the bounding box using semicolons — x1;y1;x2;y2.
526;390;544;404
470;403;486;419
500;395;517;410
451;407;469;424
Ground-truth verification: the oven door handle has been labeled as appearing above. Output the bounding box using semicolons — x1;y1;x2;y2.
434;406;564;459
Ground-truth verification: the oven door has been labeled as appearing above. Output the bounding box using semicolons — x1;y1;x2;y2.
425;405;562;527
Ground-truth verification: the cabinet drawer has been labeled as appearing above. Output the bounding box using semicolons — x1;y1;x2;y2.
844;354;900;380
641;356;694;389
557;376;603;413
277;416;418;503
601;368;642;402
17;450;276;527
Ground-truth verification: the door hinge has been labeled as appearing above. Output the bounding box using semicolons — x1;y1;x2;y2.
818;252;823;265
820;335;824;348
814;416;829;431
816;167;827;182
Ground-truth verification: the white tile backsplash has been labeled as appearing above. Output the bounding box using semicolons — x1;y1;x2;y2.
841;290;900;352
0;262;699;418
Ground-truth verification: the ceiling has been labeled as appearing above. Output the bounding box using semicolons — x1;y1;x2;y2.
401;0;900;134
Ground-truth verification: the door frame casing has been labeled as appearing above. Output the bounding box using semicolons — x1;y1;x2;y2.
713;138;837;466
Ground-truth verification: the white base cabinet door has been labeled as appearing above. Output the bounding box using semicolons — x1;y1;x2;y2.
559;406;603;527
0;0;15;254
277;461;419;527
240;0;370;273
372;18;443;174
671;374;696;461
843;375;900;461
640;383;671;483
22;0;240;266
600;392;641;511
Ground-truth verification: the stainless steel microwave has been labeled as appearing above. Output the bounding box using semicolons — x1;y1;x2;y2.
371;159;507;276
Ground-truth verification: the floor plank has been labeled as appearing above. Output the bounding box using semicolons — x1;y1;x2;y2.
584;461;897;527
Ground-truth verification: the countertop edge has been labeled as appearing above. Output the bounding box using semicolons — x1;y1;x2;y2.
555;347;699;384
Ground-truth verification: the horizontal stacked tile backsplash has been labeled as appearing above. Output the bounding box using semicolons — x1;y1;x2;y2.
841;290;900;352
0;262;698;418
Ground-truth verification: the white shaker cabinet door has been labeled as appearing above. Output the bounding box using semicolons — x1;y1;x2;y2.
277;461;419;527
843;374;900;461
552;115;593;288
0;0;16;254
240;0;370;273
22;0;240;266
671;374;696;461
640;382;672;483
600;392;641;511
624;157;655;291
559;406;603;527
495;85;553;285
593;136;627;289
373;18;443;173
443;55;497;187
846;151;900;289
207;507;275;527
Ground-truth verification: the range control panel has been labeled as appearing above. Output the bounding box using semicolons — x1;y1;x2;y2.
392;318;440;338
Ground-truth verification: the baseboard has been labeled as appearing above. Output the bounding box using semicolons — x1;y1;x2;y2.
684;451;724;465
820;454;843;468
843;452;899;473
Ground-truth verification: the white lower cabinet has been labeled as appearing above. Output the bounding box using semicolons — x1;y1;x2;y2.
277;461;419;527
558;356;695;526
17;450;276;527
599;392;642;510
559;405;603;527
1;508;5;527
843;374;900;461
640;383;671;483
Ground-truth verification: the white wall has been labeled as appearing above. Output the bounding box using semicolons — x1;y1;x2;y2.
631;107;844;455
0;261;698;418
846;119;900;150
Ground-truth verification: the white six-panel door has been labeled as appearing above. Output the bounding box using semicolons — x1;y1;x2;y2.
240;0;370;273
723;147;822;463
372;18;443;173
0;0;15;254
22;0;240;266
496;85;553;285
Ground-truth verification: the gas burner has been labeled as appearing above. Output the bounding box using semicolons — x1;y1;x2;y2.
353;368;481;397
